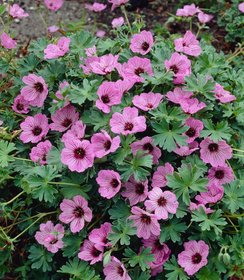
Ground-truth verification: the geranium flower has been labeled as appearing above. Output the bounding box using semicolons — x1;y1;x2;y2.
9;4;29;18
145;187;179;220
200;138;232;167
96;81;123;113
174;31;201;57
0;32;17;49
96;170;121;199
96;30;106;38
103;257;131;280
112;17;124;28
114;79;134;94
130;136;161;164
208;164;234;185
89;222;112;247
152;163;174;188
35;221;64;253
86;54;119;75
85;46;97;57
239;2;244;13
44;0;64;11
130;30;154;55
184;117;204;143
213;83;236;103
195;182;224;205
44;37;70;59
20;114;49;143
132;92;163;111
108;0;129;11
48;25;59;33
78;240;104;264
110;107;147;135
61;121;86;143
189;202;213;214
85;3;107;12
61;139;94;172
176;4;200;17
50;105;79;132
59;195;92;233
180;97;206;114
12;95;30;114
20;74;48;107
178;240;209;276
91;130;120;158
165;52;191;84
121;176;149;206
129;206;160;239
53;81;70;105
30;140;52;165
166;87;193;104
197;12;213;23
174;141;199;156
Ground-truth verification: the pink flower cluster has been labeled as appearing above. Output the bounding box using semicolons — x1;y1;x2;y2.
176;4;213;23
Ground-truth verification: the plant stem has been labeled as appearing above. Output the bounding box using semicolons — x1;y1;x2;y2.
233;154;244;158
232;148;244;153
121;6;132;34
48;181;80;187
0;191;25;207
12;156;33;162
226;216;239;233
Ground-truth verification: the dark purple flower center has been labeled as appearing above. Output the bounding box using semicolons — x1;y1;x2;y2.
73;206;84;218
192;253;202;264
110;178;120;188
134;67;145;76
147;103;153;108
101;94;110;104
50;238;58;244
74;148;86;159
42;155;47;162
124;122;134;131
154;240;164;250
157;196;167;207
92;246;101;258
141;214;151;224
215;169;224;179
104;140;112;151
34;82;44;93
208;143;219;152
32;126;42;136
135;183;145;195
62;118;72;128
16;103;24;111
143;142;154;152
186;127;196;137
141;42;150;51
117;266;124;277
170;65;179;74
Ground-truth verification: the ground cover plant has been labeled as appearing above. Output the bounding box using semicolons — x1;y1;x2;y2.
0;1;244;279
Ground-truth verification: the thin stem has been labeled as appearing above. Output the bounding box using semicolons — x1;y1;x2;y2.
121;6;132;34
226;216;239;233
233;154;244;158
48;181;80;187
12;156;32;162
189;19;192;32
232;148;244;153
0;191;25;207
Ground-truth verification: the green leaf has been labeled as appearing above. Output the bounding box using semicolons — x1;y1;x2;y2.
39;60;66;86
129;268;151;280
195;267;221;280
82;108;110;131
164;256;189;280
0;59;9;74
62;235;84;258
124;247;154;271
0;140;16;167
160;219;187;243
108;199;130;220
28;245;52;272
201;120;232;141
113;135;135;165
70;31;96;55
152;120;187;152
223;180;244;213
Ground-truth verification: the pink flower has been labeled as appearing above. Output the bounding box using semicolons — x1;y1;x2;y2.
180;97;206;114
121;176;149;206
96;170;121;199
30;140;52;165
208;164;234;185
20;114;49;143
85;3;107;12
174;141;199;156
195;182;224;205
130;30;154;55
12;95;30;114
96;81;123;113
90;54;119;75
165;52;191;84
91;130;120;158
59;195;92;233
96;30;106;38
174;31;201;57
213;83;236;103
114;79;134;94
145;188;179;220
85;46;97;57
108;0;129;11
48;25;59;33
35;221;64;253
152;163;174;188
44;0;64;11
9;4;29;18
166;87;193;104
132;92;163;111
54;81;70;105
143;236;171;276
112;17;124;28
239;2;244;13
103;257;131;280
110;107;147;135
178;240;209;276
176;4;199;17
130;136;161;164
50;105;79;132
44;37;70;59
129;206;160;239
184;117;204;143
200;138;232;167
197;12;213;23
89;222;112;247
20;74;48;107
0;32;17;49
61;139;94;172
78;240;104;264
189;202;213;214
61;121;86;143
118;57;153;84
